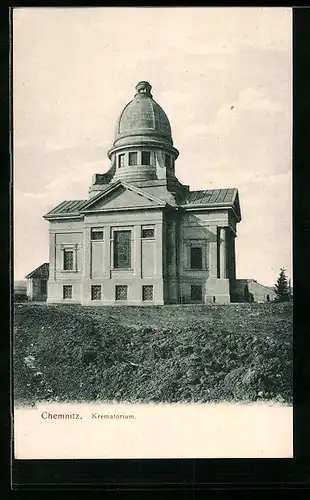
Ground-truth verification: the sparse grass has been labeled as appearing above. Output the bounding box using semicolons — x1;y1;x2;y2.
13;302;293;406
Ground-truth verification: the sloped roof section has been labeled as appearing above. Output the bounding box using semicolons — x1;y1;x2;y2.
43;186;241;220
44;200;87;219
187;188;236;204
185;188;241;221
26;263;49;279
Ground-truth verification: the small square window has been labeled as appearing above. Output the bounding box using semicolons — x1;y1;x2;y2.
141;151;151;165
128;152;138;166
142;227;155;238
63;285;72;299
91;285;102;300
63;250;74;270
142;285;153;301
118;154;125;168
191;285;202;301
91;229;104;240
115;285;128;301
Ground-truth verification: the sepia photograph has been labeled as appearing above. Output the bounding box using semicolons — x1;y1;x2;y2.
12;7;292;459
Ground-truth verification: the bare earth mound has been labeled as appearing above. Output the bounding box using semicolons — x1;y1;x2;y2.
13;302;293;406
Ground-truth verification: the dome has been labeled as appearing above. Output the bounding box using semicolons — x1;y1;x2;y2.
113;81;173;147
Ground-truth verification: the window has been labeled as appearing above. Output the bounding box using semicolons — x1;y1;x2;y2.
63;285;72;299
115;285;128;301
91;285;102;300
91;229;104;240
142;227;155;239
142;285;153;301
40;280;47;295
63;250;74;270
141;151;151;165
128;151;138;166
190;247;202;270
191;285;202;301
113;230;131;269
165;154;171;168
118;154;125;168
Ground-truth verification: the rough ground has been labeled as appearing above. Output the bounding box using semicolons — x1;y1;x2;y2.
13;302;293;406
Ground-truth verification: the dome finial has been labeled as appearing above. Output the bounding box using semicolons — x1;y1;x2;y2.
135;81;152;98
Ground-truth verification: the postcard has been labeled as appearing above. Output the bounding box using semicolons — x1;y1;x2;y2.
13;6;293;460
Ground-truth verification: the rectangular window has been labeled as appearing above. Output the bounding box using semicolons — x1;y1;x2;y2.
91;285;102;300
113;230;131;269
63;250;74;270
118;154;125;168
91;229;104;240
141;151;151;165
165;154;171;168
142;285;153;301
63;285;72;299
190;247;202;270
191;285;202;301
115;285;128;301
40;280;47;295
128;151;138;166
142;227;155;239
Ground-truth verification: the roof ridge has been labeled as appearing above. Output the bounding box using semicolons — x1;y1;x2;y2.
189;187;237;192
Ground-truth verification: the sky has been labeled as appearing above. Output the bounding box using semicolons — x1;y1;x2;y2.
13;7;292;286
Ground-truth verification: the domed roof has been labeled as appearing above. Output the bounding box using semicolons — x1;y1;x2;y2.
114;81;173;147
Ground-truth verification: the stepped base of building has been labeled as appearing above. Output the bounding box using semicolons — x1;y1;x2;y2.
204;278;231;304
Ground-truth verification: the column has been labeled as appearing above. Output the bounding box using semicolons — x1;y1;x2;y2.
219;227;227;278
133;225;142;277
232;232;236;280
208;225;218;278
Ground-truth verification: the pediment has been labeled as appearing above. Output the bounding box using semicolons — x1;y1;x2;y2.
80;181;166;213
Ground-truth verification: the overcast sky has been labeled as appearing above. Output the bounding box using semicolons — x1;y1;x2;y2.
13;7;292;286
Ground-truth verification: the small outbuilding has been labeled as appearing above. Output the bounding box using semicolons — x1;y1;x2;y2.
25;263;49;301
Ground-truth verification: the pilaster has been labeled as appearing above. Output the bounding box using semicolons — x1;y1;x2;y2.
219;227;228;279
103;226;110;278
83;227;91;279
49;231;56;281
134;225;142;277
155;221;163;278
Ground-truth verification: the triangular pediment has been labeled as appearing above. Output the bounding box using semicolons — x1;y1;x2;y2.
80;180;166;213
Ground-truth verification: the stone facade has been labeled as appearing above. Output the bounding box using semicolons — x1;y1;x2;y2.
43;82;241;306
